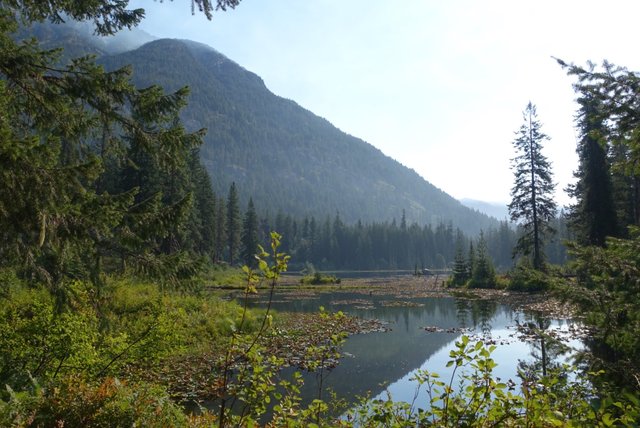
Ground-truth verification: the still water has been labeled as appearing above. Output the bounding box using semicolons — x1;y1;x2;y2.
253;290;582;410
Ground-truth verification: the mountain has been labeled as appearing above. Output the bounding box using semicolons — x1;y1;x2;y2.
98;38;498;234
460;199;510;221
21;21;497;235
16;20;156;58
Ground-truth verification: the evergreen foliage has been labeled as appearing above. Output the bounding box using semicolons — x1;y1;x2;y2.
448;232;469;286
468;232;497;289
559;59;640;230
214;195;227;263
507;264;552;292
240;198;259;267
563;229;640;388
467;241;476;279
188;151;218;258
558;59;640;389
567;91;619;246
191;0;242;19
226;182;241;265
0;1;227;299
508;102;557;270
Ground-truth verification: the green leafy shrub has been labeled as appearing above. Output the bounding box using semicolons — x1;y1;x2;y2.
202;264;247;287
0;268;23;298
300;272;341;285
0;277;261;395
0;376;189;428
560;229;640;388
0;284;101;392
344;336;640;427
508;264;553;292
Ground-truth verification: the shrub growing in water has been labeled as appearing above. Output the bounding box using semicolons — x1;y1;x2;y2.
508;264;553;292
300;272;341;285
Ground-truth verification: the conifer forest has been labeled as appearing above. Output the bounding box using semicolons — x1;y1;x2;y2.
1;1;640;426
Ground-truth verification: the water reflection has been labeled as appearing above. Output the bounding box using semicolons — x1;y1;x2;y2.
516;313;572;380
250;291;580;411
455;299;498;334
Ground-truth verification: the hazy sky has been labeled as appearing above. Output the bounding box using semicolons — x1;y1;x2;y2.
128;0;640;206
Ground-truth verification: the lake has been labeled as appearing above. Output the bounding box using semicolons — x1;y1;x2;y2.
249;286;583;412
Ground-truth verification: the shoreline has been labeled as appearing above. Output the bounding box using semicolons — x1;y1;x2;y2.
215;274;577;319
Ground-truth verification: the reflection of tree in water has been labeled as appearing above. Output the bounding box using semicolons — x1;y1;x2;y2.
516;313;570;381
477;300;497;336
382;298;461;332
455;298;470;329
454;299;498;335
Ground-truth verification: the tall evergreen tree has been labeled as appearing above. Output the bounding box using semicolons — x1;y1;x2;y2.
240;198;259;267
467;241;476;280
558;59;640;228
214;196;226;263
189;152;217;258
449;232;469;286
568;92;618;246
610;144;637;231
545;211;570;265
226;182;241;265
508;102;557;270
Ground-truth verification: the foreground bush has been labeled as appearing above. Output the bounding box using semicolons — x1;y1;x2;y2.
344;336;640;427
3;332;640;427
0;276;257;396
0;376;189;428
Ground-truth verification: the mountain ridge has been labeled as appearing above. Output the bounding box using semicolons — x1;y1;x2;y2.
460;199;509;222
100;37;498;234
27;23;498;235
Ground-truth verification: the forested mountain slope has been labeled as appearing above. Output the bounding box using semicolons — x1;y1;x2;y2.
98;38;496;234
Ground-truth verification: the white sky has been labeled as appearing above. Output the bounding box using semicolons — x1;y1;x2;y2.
129;0;640;206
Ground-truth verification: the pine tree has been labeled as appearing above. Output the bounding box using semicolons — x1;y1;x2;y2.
508;102;557;270
558;59;640;228
568;92;618;246
449;232;469;287
240;198;259;267
189;152;217;258
469;232;497;289
226;182;241;265
214;196;227;263
467;241;476;280
610;144;637;231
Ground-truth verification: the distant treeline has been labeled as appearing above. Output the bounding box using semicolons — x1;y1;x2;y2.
211;183;571;272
